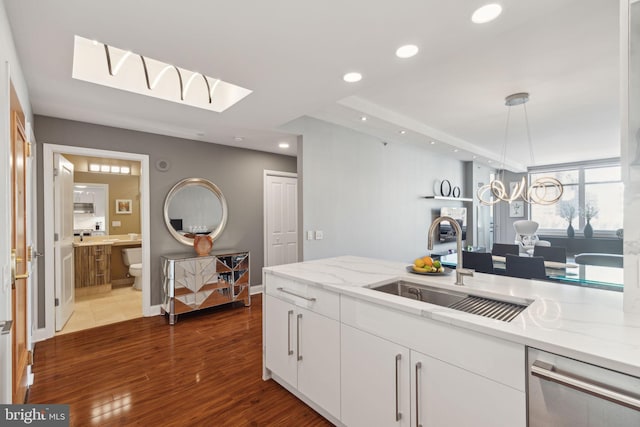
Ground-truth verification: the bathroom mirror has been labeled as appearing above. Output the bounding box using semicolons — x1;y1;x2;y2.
163;178;228;246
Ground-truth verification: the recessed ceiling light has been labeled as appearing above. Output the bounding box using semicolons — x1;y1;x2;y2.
278;142;290;149
453;149;459;153
430;141;436;145
471;4;502;24
89;164;100;172
120;166;131;174
343;72;362;83
234;136;244;142
395;44;419;59
488;160;493;163
473;155;478;159
360;116;368;121
100;164;110;173
399;130;407;135
110;165;121;173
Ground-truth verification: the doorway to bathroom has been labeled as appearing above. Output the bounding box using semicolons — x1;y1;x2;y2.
39;144;151;340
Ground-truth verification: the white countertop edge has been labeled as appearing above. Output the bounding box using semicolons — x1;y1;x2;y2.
263;256;640;378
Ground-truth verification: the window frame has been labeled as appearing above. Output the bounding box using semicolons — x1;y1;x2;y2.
528;158;622;238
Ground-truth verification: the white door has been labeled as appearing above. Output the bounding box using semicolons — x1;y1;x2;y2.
54;154;75;331
341;324;411;427
411;349;525;427
264;295;298;386
265;173;298;267
296;306;341;420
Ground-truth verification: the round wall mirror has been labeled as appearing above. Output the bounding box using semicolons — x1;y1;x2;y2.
163;178;228;246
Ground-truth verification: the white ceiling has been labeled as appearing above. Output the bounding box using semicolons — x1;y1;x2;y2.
4;0;620;169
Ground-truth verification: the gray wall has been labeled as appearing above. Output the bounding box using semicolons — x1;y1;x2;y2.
292;117;467;262
34;116;296;320
493;170;528;245
464;161;495;249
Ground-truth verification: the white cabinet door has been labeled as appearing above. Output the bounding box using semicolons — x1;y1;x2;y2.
297;307;341;419
265;295;297;387
265;294;341;420
411;350;525;427
341;324;410;427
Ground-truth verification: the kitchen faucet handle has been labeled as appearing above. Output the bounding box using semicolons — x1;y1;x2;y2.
459;267;474;277
454;267;474;286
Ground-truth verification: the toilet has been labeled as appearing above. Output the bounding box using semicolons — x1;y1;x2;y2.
122;247;143;291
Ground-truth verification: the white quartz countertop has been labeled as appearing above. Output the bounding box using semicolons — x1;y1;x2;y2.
264;256;640;378
73;234;142;247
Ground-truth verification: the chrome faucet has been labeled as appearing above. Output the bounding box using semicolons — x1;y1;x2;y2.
79;229;92;242
427;216;474;286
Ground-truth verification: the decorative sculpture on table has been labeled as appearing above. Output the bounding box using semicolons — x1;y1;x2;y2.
193;234;213;256
558;201;577;238
513;220;550;255
581;202;599;239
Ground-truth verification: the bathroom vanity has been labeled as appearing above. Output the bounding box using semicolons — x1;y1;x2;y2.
72;234;143;295
161;250;250;324
74;244;111;296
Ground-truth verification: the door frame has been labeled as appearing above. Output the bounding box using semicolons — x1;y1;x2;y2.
39;144;151;341
263;170;299;275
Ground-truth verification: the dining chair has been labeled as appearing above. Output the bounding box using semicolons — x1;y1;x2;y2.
505;254;547;280
532;246;567;263
491;243;520;257
462;251;494;274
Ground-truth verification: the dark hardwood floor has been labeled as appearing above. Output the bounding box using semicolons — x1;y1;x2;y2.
29;294;333;426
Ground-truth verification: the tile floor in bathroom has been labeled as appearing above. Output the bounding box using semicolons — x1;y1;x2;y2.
56;286;143;335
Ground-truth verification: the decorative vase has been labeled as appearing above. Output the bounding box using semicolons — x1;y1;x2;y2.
567;223;575;238
584;220;593;238
193;235;213;256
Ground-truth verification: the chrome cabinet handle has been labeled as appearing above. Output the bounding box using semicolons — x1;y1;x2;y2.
415;362;422;427
395;353;402;421
287;310;294;355
277;287;316;302
531;360;640;411
296;313;303;361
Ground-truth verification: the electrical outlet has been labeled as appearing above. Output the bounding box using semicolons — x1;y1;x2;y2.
306;231;314;240
315;230;323;240
112;220;121;227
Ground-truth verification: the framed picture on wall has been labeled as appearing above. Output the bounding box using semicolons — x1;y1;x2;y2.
116;199;132;214
509;200;524;218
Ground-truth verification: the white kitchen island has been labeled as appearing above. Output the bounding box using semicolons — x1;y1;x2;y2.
262;256;640;427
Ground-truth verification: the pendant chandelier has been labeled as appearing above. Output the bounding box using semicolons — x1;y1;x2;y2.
477;92;563;206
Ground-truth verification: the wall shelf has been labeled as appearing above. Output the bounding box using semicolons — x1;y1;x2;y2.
423;196;473;202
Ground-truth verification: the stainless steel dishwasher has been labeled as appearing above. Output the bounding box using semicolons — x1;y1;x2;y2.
527;347;640;426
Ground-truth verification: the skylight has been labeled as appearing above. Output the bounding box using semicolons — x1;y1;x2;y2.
72;35;252;113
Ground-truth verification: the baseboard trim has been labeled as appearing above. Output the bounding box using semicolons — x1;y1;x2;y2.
146;304;163;316
250;284;263;295
32;327;50;343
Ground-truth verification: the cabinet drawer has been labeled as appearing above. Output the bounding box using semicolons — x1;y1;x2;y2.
341;294;524;391
265;274;340;321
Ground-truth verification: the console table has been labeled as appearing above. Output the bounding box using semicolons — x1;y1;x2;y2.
161;250;250;324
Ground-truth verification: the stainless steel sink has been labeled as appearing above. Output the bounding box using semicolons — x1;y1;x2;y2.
369;280;530;322
372;280;466;307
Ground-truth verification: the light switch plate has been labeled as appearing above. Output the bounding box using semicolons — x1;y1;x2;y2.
306;231;314;240
315;230;323;240
112;220;121;227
